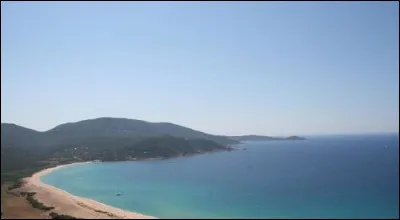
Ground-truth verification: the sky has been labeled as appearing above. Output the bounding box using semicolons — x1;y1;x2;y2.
1;1;399;136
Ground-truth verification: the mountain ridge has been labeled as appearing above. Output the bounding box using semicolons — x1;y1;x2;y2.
1;117;306;148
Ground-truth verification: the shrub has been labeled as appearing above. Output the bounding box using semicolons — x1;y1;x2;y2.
49;212;78;219
25;193;54;211
7;181;22;190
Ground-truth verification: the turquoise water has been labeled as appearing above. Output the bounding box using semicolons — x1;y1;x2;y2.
42;134;399;219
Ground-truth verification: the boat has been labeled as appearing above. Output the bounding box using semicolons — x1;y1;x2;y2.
116;193;121;196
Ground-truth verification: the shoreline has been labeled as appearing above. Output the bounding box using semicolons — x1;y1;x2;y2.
16;149;236;219
20;161;156;219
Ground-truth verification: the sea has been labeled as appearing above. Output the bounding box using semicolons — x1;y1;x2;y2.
41;134;399;219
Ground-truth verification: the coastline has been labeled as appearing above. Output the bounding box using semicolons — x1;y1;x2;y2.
20;161;156;219
14;148;235;219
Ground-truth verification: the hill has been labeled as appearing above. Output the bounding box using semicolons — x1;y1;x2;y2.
45;117;237;145
0;123;45;149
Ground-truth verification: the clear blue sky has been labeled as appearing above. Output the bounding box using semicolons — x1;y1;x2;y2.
1;2;399;136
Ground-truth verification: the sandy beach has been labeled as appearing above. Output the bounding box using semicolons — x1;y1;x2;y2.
20;162;156;219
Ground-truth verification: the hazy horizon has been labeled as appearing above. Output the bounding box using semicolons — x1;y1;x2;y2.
1;2;399;136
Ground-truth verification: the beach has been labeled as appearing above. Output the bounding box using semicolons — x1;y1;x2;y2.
20;162;156;219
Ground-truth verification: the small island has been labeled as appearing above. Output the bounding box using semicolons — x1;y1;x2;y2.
229;135;307;142
285;136;307;140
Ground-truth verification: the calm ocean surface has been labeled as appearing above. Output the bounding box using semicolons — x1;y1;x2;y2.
41;134;399;219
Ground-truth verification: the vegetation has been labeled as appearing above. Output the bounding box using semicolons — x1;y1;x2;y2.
1;183;46;219
20;192;36;197
49;212;78;219
21;192;54;211
7;180;23;191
